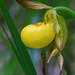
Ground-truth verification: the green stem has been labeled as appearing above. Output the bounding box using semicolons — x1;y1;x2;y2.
54;6;75;19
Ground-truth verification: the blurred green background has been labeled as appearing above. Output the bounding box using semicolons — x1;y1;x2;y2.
0;0;75;75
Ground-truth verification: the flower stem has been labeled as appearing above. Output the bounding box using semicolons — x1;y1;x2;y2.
54;6;75;19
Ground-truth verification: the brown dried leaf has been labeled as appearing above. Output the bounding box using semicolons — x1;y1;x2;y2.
58;53;64;75
41;49;46;75
16;0;53;10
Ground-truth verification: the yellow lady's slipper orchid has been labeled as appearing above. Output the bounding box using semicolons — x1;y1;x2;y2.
21;21;55;48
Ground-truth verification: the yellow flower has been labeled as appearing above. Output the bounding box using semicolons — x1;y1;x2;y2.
21;21;55;48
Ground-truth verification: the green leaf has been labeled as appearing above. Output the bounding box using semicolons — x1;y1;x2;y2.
55;15;68;50
45;9;68;63
0;0;37;75
4;57;24;75
63;70;67;75
16;0;52;10
44;9;57;63
44;10;68;51
47;39;58;63
0;23;17;55
0;32;14;54
47;48;58;63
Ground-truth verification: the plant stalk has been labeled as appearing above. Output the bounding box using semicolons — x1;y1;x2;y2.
54;6;75;19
